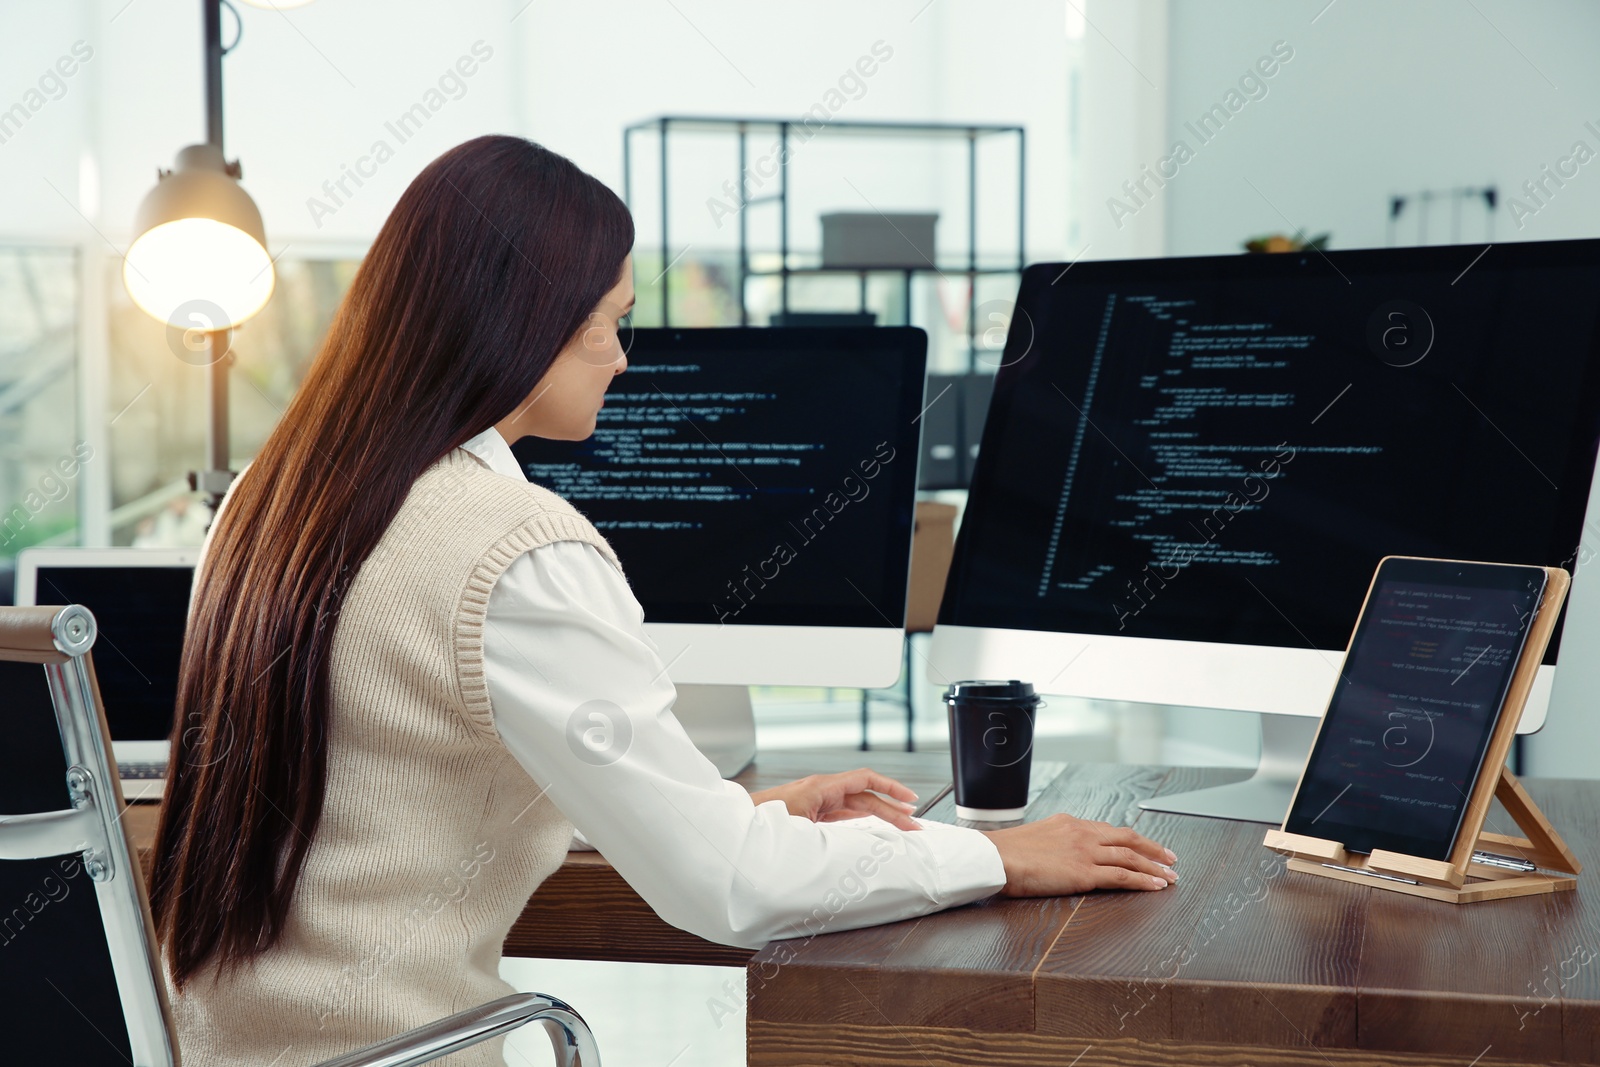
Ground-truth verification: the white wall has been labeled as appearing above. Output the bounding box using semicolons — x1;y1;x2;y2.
2;1;1079;263
0;5;110;240
1160;0;1600;255
1077;0;1170;261
515;0;1070;265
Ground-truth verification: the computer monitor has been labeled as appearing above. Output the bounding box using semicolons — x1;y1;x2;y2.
931;239;1600;823
15;548;197;775
511;326;928;771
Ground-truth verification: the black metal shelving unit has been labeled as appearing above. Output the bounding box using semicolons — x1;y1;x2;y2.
622;116;1026;368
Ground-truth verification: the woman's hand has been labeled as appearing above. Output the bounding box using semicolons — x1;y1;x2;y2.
982;813;1178;896
750;768;922;831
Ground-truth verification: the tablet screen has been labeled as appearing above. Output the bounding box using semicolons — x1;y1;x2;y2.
1283;558;1547;859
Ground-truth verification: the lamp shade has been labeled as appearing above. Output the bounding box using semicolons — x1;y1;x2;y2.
123;143;275;330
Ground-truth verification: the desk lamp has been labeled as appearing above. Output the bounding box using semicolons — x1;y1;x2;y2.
123;0;279;510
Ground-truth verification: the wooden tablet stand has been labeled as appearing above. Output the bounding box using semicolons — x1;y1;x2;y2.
1263;560;1581;904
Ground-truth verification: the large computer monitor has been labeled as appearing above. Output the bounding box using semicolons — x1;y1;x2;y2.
512;326;928;771
931;239;1600;823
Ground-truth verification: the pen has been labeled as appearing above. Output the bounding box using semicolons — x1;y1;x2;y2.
1320;862;1420;886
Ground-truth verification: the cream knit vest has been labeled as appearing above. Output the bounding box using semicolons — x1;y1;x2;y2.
166;448;623;1067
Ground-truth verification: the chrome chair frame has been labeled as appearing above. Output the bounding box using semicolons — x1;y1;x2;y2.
0;604;597;1067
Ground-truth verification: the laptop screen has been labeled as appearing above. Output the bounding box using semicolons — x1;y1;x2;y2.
31;565;192;743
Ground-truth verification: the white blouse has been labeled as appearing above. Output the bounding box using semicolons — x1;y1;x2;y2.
460;427;1007;949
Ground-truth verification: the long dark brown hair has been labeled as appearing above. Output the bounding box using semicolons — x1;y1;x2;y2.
150;135;633;989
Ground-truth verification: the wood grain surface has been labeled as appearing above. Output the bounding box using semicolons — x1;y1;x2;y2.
1520;778;1600;1064
748;763;1600;1067
747;1020;1586;1067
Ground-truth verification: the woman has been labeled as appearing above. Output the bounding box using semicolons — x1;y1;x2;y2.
148;135;1177;1066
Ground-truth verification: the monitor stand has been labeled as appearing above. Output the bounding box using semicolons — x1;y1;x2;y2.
674;683;758;778
1137;712;1318;825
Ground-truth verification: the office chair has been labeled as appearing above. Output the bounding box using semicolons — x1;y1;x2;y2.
0;604;598;1067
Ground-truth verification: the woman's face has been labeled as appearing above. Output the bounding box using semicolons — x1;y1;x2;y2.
498;254;635;443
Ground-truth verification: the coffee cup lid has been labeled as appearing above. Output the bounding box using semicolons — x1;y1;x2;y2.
943;679;1038;704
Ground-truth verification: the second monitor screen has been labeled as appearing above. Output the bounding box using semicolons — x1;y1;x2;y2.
940;241;1600;655
512;327;927;628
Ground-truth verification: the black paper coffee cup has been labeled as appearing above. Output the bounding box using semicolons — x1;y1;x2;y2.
944;679;1042;821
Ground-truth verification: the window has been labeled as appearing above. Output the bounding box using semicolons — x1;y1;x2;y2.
0;245;80;562
105;255;360;547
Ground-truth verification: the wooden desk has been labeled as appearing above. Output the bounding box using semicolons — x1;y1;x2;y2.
747;763;1600;1067
127;757;1600;1065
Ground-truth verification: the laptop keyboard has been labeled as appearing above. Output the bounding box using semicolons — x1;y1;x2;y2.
119;761;168;780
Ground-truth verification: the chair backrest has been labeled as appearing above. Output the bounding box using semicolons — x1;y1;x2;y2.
0;604;177;1067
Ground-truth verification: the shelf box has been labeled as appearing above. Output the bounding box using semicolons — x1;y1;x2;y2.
820;212;938;269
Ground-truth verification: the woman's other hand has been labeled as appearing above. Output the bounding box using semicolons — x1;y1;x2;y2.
982;813;1178;896
750;768;922;831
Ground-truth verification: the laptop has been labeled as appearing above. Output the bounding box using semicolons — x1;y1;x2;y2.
15;547;197;802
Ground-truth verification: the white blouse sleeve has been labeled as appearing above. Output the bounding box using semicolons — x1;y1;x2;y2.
481;539;1007;949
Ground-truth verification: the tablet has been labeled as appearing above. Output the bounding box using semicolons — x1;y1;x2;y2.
1282;557;1548;860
